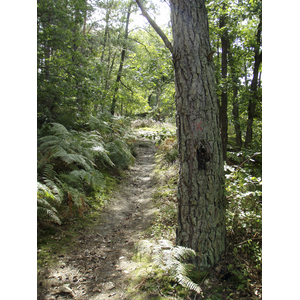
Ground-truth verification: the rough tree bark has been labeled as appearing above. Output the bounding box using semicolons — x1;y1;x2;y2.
135;0;226;271
171;0;226;271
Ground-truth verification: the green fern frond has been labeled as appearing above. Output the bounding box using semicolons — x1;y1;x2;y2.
152;241;202;294
91;144;115;167
49;122;72;137
38;173;63;204
106;139;135;169
81;131;115;167
42;165;63;202
37;206;62;225
37;118;136;225
60;169;105;192
37;181;62;225
37;196;57;211
175;273;202;294
65;186;86;208
38;136;61;151
60;152;93;170
89;115;113;133
39;126;108;171
172;245;197;261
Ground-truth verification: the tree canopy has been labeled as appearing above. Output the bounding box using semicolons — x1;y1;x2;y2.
37;0;262;154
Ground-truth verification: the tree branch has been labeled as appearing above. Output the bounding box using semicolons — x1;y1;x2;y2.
120;79;133;93
128;37;151;55
135;0;173;54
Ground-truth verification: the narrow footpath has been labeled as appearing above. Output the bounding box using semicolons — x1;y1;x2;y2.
39;139;159;300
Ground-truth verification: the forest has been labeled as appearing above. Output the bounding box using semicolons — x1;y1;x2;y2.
37;0;262;299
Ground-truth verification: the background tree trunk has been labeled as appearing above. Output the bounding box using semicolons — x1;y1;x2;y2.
100;1;114;62
228;44;242;151
232;86;242;151
110;2;132;115
170;0;226;271
219;8;228;161
244;17;262;148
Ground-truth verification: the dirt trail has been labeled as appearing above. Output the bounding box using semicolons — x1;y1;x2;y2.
39;138;159;300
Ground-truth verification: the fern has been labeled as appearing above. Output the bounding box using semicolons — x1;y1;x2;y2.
106;139;135;169
75;130;114;168
37;118;135;226
65;186;86;207
89;115;113;134
37;182;62;225
60;169;104;192
153;240;202;294
38;123;114;171
51;150;94;170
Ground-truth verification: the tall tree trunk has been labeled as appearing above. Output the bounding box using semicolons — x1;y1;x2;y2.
171;0;226;271
45;10;52;82
244;17;262;148
82;0;87;38
136;0;226;271
45;43;51;82
228;44;242;151
219;9;228;161
72;8;83;112
44;8;53;114
110;2;132;115
148;92;153;106
216;40;221;118
156;86;161;121
100;1;114;62
97;32;119;111
232;84;242;151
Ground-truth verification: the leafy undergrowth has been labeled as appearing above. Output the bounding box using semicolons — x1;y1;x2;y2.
37;112;136;227
37;113;137;271
37;173;120;271
128;121;262;300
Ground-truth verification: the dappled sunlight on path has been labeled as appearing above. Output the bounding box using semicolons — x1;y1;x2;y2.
38;140;159;300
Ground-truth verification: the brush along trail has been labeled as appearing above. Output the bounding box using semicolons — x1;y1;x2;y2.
38;136;161;300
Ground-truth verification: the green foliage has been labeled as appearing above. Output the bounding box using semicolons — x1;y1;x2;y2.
128;240;202;299
37;181;62;225
106;139;135;169
125;26;174;118
225;161;262;273
153;241;202;295
37;0;96;127
37;115;135;226
140;127;176;146
207;0;262;152
38;122;113;173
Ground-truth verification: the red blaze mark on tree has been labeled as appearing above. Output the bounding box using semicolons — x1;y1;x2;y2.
195;121;203;132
